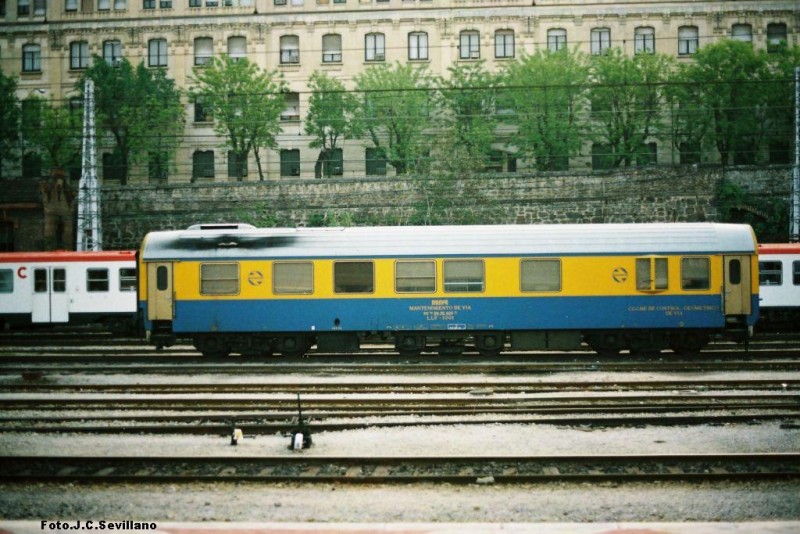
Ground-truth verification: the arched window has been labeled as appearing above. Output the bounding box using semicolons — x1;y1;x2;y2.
634;27;655;54
547;29;567;52
495;30;514;59
590;28;611;55
365;33;385;61
194;37;213;66
767;23;787;53
459;30;480;59
227;36;246;61
322;34;342;63
409;32;428;61
731;24;752;43
280;35;300;64
148;38;167;67
22;44;41;72
678;26;698;55
103;40;122;66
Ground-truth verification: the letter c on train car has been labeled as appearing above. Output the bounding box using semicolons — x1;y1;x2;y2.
17;266;27;279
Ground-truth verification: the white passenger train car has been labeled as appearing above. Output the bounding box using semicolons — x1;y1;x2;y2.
0;251;138;333
758;244;800;330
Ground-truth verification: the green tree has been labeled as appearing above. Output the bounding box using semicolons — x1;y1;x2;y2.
588;49;674;167
680;40;771;166
354;62;435;175
501;49;589;171
0;68;21;179
434;61;499;172
764;43;800;164
305;71;360;178
81;58;184;185
191;56;286;181
22;96;82;176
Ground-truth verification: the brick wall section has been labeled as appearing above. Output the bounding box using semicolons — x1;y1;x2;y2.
101;166;792;250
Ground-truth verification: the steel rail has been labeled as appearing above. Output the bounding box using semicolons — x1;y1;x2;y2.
2;453;798;484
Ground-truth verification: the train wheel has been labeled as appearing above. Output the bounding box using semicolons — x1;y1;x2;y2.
395;334;426;357
194;336;230;359
475;333;505;358
278;335;311;357
669;332;709;355
585;332;624;357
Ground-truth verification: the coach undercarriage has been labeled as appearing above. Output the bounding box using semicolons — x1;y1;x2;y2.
179;327;724;359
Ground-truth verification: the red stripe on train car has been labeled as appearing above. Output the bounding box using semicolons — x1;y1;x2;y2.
0;251;136;263
758;244;800;255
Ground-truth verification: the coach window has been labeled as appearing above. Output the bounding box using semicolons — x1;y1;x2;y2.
794;261;800;285
444;260;484;293
334;262;374;294
681;257;710;290
274;262;313;294
635;257;668;291
156;266;169;291
759;261;782;286
120;268;137;291
0;269;12;293
87;269;110;292
34;269;47;292
521;259;561;292
396;260;436;293
53;269;66;293
201;263;239;295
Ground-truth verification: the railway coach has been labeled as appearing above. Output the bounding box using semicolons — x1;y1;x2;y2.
139;222;759;357
0;250;138;332
758;243;800;330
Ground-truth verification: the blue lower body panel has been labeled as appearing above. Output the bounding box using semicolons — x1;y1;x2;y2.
163;295;733;335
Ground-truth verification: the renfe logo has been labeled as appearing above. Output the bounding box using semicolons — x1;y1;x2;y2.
17;266;27;279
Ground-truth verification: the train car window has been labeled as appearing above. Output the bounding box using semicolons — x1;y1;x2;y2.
444;260;484;293
87;268;110;292
274;262;313;294
635;257;668;291
34;269;47;292
0;269;12;293
200;263;239;295
119;268;137;291
520;259;561;292
794;261;800;285
758;261;782;286
395;260;435;293
681;257;710;290
729;259;741;285
334;261;374;294
156;266;169;291
53;269;66;293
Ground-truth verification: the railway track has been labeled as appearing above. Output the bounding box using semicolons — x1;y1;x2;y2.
3;454;799;484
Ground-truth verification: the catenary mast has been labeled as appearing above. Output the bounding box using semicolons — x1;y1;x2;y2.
76;78;102;251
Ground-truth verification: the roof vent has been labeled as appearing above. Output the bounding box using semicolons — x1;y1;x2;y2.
186;223;256;231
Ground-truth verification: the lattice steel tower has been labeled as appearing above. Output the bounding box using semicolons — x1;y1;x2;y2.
76;78;102;251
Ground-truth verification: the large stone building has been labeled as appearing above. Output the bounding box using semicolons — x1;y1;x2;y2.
0;0;797;186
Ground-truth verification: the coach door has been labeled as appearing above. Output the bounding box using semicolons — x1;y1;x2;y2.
31;267;69;323
723;256;752;316
147;263;174;321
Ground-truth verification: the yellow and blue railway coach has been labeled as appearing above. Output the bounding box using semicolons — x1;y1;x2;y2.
138;222;758;357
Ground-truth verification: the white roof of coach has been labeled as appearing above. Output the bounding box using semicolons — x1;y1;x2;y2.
140;223;756;261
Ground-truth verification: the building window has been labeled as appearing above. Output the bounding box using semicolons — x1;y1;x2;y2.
590;28;611;55
87;269;110;292
767;23;787;53
148;38;167;67
194;37;213;66
200;263;239;295
70;41;89;70
18;0;29;16
98;0;110;10
280;149;301;177
280;35;300;64
227;151;248;179
65;0;78;12
189;0;201;6
316;148;343;177
148;152;169;184
444;260;484;293
194;96;211;123
731;24;752;43
495;30;514;59
409;32;428;61
22;44;41;72
365;33;385;62
160;1;172;7
280;92;300;121
144;0;155;8
547;29;567;52
228;36;246;61
273;262;313;294
634;27;655;54
334;261;374;294
322;34;342;63
192;150;215;181
103;40;122;66
365;147;387;176
395;260;436;293
459;31;480;59
115;0;127;7
678;26;698;56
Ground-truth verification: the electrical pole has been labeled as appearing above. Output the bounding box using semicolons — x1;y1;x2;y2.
76;78;102;251
791;66;800;242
